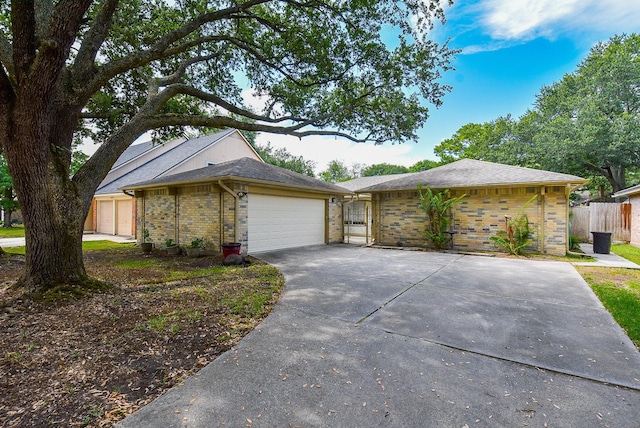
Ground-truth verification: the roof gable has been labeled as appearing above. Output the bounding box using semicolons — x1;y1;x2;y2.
121;157;350;194
357;159;588;192
96;129;259;195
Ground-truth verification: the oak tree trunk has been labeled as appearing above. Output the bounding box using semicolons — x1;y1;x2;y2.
4;91;92;293
6;138;91;293
17;182;89;293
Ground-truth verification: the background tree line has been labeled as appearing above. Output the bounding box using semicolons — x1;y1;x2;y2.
435;34;640;196
256;34;640;192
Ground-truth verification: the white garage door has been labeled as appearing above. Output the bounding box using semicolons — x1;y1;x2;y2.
116;199;133;236
248;194;325;253
97;201;113;234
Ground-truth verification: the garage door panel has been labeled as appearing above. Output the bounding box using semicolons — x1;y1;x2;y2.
97;201;113;234
248;195;324;253
116;200;132;236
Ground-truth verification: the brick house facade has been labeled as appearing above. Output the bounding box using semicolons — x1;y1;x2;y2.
371;185;571;255
89;129;261;237
124;158;348;254
358;159;587;256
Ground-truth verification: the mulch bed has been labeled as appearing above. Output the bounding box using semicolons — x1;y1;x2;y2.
0;247;283;427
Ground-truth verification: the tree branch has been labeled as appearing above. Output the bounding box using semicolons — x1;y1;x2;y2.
221;36;348;88
34;0;54;42
583;160;608;177
73;0;120;84
160;83;301;124
139;113;377;143
73;111;149;195
11;0;38;85
78;0;270;101
150;53;223;93
15;0;92;101
0;67;15;150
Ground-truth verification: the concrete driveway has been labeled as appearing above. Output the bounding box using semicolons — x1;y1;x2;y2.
118;245;640;427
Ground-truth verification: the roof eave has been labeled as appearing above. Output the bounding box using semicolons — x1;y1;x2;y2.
363;180;589;193
612;186;640;198
120;175;352;195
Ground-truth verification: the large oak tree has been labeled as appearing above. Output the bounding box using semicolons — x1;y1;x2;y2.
0;0;455;292
532;34;640;192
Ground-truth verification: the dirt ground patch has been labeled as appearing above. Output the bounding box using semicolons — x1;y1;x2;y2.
0;246;284;427
575;265;640;293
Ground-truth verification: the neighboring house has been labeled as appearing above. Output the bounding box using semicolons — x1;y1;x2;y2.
612;184;640;247
85;129;262;236
355;159;588;255
120;157;350;253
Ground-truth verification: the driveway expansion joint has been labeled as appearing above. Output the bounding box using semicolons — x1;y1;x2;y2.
369;325;640;392
355;254;466;324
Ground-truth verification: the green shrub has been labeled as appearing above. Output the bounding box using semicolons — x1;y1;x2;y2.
189;237;205;248
490;195;537;255
418;184;465;250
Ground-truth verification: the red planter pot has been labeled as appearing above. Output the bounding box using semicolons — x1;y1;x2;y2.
222;242;242;258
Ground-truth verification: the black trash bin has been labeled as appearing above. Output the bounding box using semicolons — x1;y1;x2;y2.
591;231;612;254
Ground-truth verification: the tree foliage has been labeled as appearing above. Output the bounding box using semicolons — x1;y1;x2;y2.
434;34;640;194
252;142;316;177
531;34;640;192
320;159;352;183
361;163;409;176
434;115;533;166
408;159;440;172
0;0;455;291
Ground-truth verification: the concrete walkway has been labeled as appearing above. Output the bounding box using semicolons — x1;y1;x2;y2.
117;245;640;428
573;243;640;269
0;233;135;248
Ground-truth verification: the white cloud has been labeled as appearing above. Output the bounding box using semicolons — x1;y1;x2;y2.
480;0;640;41
255;133;424;175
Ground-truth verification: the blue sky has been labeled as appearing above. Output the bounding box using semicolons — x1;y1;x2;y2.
256;0;640;174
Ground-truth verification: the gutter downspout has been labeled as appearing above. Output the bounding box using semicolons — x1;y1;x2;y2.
540;186;545;254
218;180;239;244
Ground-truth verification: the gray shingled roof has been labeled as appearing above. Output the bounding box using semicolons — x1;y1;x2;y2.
337;173;417;191
121;157;351;194
96;129;236;195
112;140;157;169
357;159;588;192
612;183;640;198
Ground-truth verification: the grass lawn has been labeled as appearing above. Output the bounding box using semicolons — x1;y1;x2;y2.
2;240;132;255
612;243;640;264
0;225;25;238
576;243;640;349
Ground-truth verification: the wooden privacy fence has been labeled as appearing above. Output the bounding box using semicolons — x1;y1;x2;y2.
570;203;631;242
